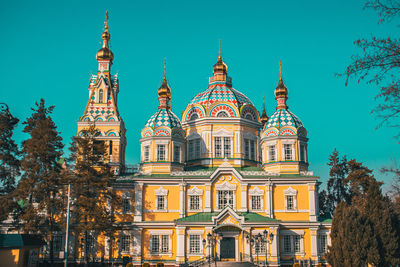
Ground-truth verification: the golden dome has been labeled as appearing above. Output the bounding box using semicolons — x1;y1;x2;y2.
96;11;114;62
274;60;289;109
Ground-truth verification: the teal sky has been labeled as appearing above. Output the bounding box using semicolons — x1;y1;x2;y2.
2;0;399;188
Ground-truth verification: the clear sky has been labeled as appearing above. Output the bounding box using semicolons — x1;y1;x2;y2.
2;0;399;188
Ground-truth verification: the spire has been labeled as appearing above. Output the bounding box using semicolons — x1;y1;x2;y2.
275;60;288;110
213;40;227;75
96;11;114;62
158;59;171;109
260;93;269;126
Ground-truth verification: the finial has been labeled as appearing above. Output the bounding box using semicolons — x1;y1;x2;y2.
105;11;109;29
279;59;282;79
263;94;265;108
163;58;167;80
219;40;221;58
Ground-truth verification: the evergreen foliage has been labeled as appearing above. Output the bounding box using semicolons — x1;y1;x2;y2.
14;99;65;265
319;149;350;218
326;159;400;266
68;125;120;264
0;104;20;221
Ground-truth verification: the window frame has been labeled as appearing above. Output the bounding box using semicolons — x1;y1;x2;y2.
157;144;166;161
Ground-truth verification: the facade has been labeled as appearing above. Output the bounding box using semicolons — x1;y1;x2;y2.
74;13;331;267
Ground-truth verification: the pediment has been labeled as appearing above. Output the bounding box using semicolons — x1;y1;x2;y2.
249;186;264;196
284;186;297;196
213;128;234;137
212;206;245;225
188;186;203;196
155;186;168;196
215;181;237;191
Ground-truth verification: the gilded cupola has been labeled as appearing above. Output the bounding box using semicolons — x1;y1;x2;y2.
96;11;114;62
260;94;269;127
275;60;288;110
158;60;172;109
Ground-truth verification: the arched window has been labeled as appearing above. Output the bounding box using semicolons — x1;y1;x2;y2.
99;89;104;103
217;111;228;118
190;113;199;121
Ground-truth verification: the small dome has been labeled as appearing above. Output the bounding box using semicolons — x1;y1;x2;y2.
145;108;182;129
264;108;303;130
188;84;253;108
96;47;114;61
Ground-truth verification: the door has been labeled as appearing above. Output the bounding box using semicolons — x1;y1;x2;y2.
220;237;235;259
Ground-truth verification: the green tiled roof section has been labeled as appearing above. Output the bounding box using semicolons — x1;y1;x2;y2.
235;166;265;171
0;234;45;248
176;212;278;222
318;217;332;223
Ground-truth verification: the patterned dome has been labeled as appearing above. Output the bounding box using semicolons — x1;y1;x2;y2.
145;108;182;129
264;109;303;130
188;84;253;108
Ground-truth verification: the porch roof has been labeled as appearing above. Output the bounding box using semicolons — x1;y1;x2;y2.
175;211;279;223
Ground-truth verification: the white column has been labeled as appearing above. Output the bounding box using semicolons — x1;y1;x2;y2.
310;227;319;262
270;226;279;265
205;183;212;212
265;181;273;218
176;226;186;264
134;183;143;222
179;183;186;218
243;228;251;261
133;229;142;264
241;184;248;212
308;183;317;222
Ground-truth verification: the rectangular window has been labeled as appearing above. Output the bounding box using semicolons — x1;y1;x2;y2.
157;144;165;161
294;235;301;253
144;146;150;162
174;145;180;162
195;139;201;159
318;235;327;254
284;144;292;161
151;235;159;253
86;234;96;255
188;139;201;160
121;235;130;253
250;140;255;160
286;195;295;210
244;139;250;159
215;137;222;157
255;240;266;254
283;235;291;253
251;196;262;210
217;190;234;209
268;145;276;161
224;137;231;157
122;198;131;214
157;196;166;210
189;235;201;254
300;144;306;162
189;195;200;210
161;235;169;253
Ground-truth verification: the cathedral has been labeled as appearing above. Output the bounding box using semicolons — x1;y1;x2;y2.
76;13;331;267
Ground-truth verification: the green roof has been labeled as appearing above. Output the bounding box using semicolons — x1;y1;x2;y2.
318;217;332;223
0;234;45;249
176;211;278;223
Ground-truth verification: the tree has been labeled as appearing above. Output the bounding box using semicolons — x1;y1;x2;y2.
318;149;350;218
341;0;400;137
326;159;400;266
68;126;120;265
15;99;65;265
0;103;20;222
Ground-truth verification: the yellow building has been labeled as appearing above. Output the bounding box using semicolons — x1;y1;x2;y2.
75;13;331;267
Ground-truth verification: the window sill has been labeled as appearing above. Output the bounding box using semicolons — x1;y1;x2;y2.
155;210;168;213
150;252;172;257
188;209;202;213
188;253;203;256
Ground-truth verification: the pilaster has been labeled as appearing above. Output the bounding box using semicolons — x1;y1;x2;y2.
134;183;143;222
266;180;273;218
179;183;186;218
310;227;319;262
205;183;212;212
269;226;279;265
176;226;186;264
240;183;248;212
308;183;317;222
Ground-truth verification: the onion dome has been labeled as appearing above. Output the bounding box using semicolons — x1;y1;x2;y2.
145;109;182;129
158;60;171;105
96;11;114;62
263;60;304;131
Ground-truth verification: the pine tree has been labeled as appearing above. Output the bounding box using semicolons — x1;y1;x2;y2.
68;126;120;265
319;149;350;218
327;159;400;266
15;99;65;265
0;103;20;222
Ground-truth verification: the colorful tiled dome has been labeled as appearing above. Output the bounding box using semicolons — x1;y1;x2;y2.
264;108;303;130
188;84;253;108
145;108;182;129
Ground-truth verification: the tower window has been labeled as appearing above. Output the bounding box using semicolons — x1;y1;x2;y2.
300;143;306;162
224;137;231;157
217;111;228;117
144;146;150;162
284;144;292;161
214;137;231;158
174;145;181;163
190;113;199;121
157;145;165;161
215;137;222;157
99;89;104;103
268;145;276;162
188;139;201;160
109;140;113;156
244;139;256;160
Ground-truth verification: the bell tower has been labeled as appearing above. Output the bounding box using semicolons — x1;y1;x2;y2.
77;11;127;175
